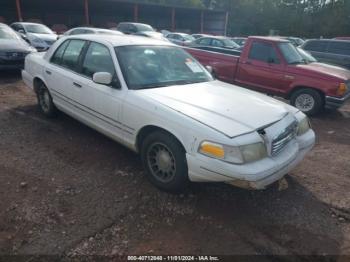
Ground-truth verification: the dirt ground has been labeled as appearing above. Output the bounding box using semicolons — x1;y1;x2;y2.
0;70;350;259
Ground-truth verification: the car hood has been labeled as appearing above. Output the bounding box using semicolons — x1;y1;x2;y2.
0;39;32;52
295;62;350;81
139;81;297;138
27;33;57;41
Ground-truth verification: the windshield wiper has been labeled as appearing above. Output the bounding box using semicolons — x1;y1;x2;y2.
136;83;171;90
136;79;208;90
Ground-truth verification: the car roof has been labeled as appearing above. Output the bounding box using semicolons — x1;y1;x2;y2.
205;36;229;39
306;38;350;42
119;22;151;26
249;36;290;43
13;22;43;26
170;33;190;36
69;27;95;31
64;34;174;47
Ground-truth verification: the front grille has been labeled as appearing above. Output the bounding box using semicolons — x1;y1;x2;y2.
271;121;298;156
0;59;24;65
6;52;26;58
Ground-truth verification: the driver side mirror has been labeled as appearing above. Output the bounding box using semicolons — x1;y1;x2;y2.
93;72;113;85
93;72;121;89
18;29;25;34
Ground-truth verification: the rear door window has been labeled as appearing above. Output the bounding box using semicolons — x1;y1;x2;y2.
60;40;86;72
212;39;224;48
328;42;350;56
303;41;328;52
198;38;211;46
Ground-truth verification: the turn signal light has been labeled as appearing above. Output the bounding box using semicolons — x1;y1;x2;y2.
199;142;225;159
337;83;348;96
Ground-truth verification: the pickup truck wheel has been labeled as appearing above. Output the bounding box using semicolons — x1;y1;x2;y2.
290;88;323;116
37;83;57;118
141;131;189;193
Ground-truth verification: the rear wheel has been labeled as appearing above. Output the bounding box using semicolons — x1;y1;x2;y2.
290;88;324;116
141;131;189;193
37;82;57;118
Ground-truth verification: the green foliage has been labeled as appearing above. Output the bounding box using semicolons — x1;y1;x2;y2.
214;0;350;38
138;0;350;37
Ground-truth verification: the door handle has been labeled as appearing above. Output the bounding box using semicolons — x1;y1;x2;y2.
243;61;252;65
73;82;82;88
45;70;52;75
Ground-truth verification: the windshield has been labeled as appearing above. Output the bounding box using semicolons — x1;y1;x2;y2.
136;24;155;32
24;24;53;34
295;38;305;46
297;47;317;63
279;42;305;64
183;35;195;42
0;26;19;40
115;46;213;90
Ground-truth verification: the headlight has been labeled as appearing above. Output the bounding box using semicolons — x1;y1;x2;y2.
198;141;267;164
297;117;311;136
31;38;44;44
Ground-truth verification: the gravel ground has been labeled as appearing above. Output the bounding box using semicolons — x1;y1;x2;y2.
0;70;349;259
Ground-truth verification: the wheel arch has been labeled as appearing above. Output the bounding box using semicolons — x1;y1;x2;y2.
287;85;325;100
136;125;187;154
33;77;47;94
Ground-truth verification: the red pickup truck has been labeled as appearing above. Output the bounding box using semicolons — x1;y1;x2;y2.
186;36;350;115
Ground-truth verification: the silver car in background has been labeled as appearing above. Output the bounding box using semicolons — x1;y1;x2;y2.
301;39;350;69
0;23;36;70
166;33;195;46
10;22;58;51
63;27;124;37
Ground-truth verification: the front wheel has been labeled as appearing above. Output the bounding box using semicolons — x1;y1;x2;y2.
141;131;189;193
290;88;324;116
37;82;57;118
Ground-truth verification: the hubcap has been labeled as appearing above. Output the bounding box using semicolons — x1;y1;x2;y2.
147;142;176;183
295;94;315;112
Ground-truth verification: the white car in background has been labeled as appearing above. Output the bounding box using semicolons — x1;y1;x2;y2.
62;27;124;37
10;22;58;51
166;33;195;46
22;35;315;192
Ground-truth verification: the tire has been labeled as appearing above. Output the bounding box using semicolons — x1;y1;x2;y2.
290;88;324;116
37;82;57;118
141;131;189;193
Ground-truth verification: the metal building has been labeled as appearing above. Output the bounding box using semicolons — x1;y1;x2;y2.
0;0;228;35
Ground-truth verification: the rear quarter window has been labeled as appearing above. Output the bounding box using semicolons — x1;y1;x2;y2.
60;40;86;72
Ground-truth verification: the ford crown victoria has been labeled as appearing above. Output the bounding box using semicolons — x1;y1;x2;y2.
22;35;315;192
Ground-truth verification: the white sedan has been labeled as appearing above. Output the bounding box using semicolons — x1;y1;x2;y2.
22;35;315;192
